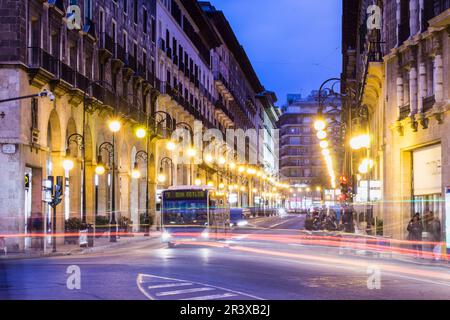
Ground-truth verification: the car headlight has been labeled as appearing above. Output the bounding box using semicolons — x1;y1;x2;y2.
201;231;209;239
162;231;172;241
237;220;248;227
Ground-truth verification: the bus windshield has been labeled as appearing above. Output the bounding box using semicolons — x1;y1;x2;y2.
162;199;208;226
162;190;209;226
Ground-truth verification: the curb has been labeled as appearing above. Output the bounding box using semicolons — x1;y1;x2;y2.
0;235;161;260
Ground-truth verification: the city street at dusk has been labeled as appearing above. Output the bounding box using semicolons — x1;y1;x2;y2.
1;0;450;307
2;215;450;300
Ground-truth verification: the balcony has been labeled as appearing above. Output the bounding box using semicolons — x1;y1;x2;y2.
99;33;114;62
213;71;233;100
179;61;185;73
399;104;411;120
134;63;146;82
166;47;172;59
422;95;435;113
27;47;59;87
145;70;155;87
158;38;166;52
111;44;125;72
48;0;65;16
122;53;136;80
215;100;235;123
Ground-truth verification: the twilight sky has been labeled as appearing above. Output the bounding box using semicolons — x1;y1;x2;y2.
209;0;342;106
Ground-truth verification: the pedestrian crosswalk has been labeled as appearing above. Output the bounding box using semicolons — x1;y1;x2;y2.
137;274;263;300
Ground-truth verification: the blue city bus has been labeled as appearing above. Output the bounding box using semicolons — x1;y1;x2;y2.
161;186;230;247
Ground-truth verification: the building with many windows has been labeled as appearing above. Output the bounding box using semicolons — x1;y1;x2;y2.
342;0;450;242
277;91;339;208
0;0;280;252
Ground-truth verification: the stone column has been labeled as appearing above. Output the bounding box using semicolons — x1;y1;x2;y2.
409;0;420;36
418;53;427;113
409;66;418;115
69;161;81;219
84;161;96;225
396;0;402;47
433;53;444;104
418;0;425;32
396;74;404;118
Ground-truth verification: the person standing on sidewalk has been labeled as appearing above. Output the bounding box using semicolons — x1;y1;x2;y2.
407;213;423;258
427;212;442;260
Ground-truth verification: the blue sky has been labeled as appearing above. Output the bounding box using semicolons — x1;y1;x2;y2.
209;0;342;106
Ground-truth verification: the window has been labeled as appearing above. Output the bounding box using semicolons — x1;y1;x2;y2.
143;8;148;33
133;0;138;24
85;0;93;20
151;17;156;42
124;0;128;15
123;31;128;53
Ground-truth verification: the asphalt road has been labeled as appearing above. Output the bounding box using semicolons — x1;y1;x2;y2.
1;214;450;300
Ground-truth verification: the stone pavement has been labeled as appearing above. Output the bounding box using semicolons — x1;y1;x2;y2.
0;230;162;260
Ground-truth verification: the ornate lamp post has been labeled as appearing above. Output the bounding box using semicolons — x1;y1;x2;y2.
132;150;151;236
159;157;174;186
96;137;118;242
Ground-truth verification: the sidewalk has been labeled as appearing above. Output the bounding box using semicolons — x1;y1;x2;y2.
0;230;162;260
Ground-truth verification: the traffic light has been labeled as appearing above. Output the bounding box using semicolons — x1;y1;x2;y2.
55;176;64;198
24;174;30;189
47;176;54;195
340;176;349;196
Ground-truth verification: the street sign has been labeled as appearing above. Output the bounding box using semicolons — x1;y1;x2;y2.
2;144;16;154
79;229;88;246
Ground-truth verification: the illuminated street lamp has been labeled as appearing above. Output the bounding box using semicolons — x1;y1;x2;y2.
317;130;327;140
187;147;197;158
314;119;326;131
166;140;176;151
159;157;174;186
350;134;371;150
131;165;141;180
108;119;121;133
135;126;147;139
319;140;329;149
62;159;75;172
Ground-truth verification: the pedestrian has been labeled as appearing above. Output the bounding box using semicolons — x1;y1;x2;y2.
427;212;442;260
407;213;423;258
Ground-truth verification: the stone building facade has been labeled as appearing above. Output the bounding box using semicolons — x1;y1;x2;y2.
0;0;279;252
343;0;450;243
277;92;337;208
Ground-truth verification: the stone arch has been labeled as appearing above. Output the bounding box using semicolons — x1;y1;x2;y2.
66;117;78;157
85;125;94;162
47;109;62;152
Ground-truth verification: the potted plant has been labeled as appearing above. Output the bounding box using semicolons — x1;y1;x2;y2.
140;213;154;233
95;215;110;238
64;217;82;244
119;216;131;236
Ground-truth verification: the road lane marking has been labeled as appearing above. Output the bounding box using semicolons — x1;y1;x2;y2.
182;293;238;300
156;287;215;296
137;274;264;300
148;282;193;289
